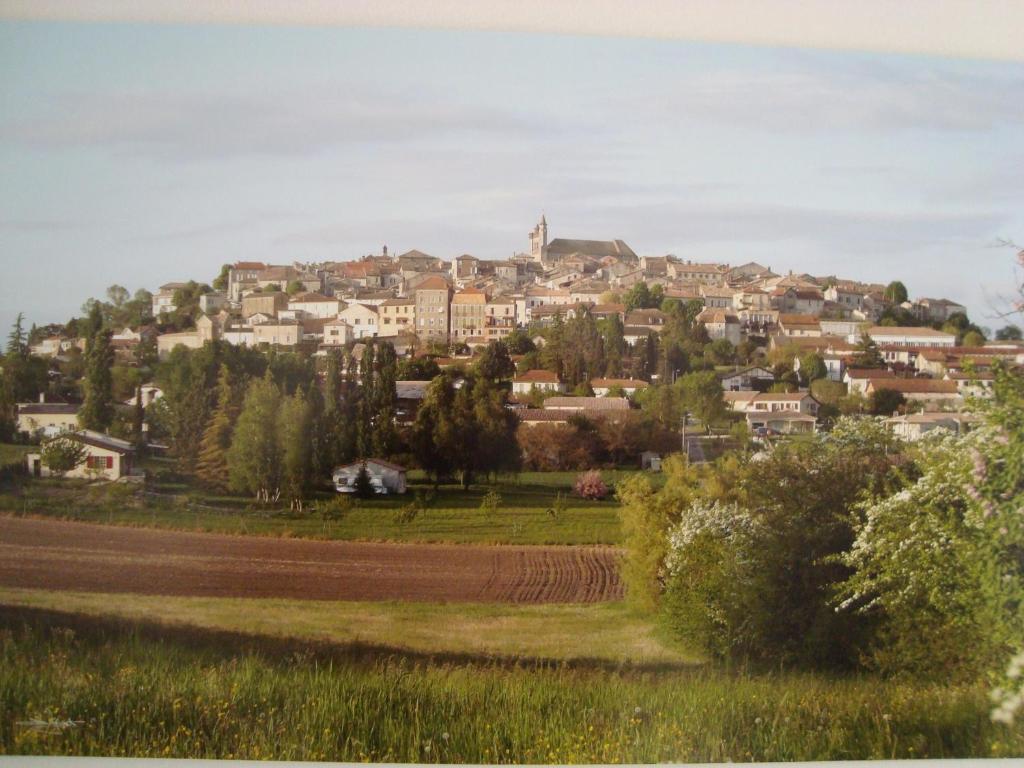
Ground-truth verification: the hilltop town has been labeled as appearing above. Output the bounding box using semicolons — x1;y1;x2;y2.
9;214;1024;470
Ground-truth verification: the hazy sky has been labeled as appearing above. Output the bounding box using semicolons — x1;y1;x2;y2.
1;21;1023;334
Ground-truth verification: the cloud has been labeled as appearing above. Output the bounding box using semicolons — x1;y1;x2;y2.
634;60;1024;134
576;201;1007;254
0;85;539;160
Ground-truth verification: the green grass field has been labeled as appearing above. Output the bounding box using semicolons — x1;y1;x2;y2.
0;453;644;544
0;588;689;667
2;602;1019;762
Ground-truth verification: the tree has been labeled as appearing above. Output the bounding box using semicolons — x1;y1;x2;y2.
995;324;1022;341
883;281;908;304
40;434;88;478
476;341;516;383
277;390;313;510
602;314;626;377
397;356;441;381
79;305;115;432
962;330;986;348
704;338;735;367
131;385;145;450
195;365;239;492
356;344;376;458
851;333;886;369
353;463;375;499
372;342;398;457
870;387;906;416
504;329;536;355
227;373;282;502
212;264;231;291
798;352;828;385
106;284;130;308
286;279;305;295
637;332;659;381
6;312;27;358
678;371;726;428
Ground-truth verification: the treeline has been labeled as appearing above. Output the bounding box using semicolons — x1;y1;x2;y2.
617;363;1024;683
520;300;757;389
148;338;521;501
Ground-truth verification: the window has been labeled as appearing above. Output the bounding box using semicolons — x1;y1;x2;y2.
87;455;113;470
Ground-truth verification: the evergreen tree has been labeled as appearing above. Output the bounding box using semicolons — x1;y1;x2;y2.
602;314;626;377
6;312;27;358
373;342;398;457
851;333;886;369
277;390;312;510
195;365;238;492
227;373;282;502
357;344;376;457
79;313;115;432
353;463;375;499
132;385;145;450
540;314;565;378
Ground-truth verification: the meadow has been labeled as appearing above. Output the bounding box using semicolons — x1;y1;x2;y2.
2;603;1020;762
0;448;638;544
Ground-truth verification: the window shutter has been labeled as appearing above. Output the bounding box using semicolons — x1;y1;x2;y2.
107;456;113;469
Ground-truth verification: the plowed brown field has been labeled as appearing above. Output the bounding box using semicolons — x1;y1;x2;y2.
0;517;623;603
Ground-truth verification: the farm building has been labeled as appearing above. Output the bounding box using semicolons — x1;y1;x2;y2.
26;430;136;481
333;459;407;495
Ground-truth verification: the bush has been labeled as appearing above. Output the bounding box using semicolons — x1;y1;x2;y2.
574;470;609;500
662;500;764;659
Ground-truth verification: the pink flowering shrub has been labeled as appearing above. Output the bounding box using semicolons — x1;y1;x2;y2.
574;470;609;500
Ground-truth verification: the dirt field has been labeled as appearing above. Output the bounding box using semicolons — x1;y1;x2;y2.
0;517;623;603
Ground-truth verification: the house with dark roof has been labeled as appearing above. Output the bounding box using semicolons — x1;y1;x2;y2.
16;400;80;438
26;430;136;480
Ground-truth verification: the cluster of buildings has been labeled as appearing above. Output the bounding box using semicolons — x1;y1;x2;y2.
140;215;972;360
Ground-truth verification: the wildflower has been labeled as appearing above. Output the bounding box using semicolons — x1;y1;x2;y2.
441;732;449;742
754;717;762;725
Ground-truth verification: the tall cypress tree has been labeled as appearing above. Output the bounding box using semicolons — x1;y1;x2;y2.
79;304;114;432
603;314;626;377
373;342;398;458
357;344;375;458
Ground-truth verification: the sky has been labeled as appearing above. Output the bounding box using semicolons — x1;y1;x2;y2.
1;20;1023;335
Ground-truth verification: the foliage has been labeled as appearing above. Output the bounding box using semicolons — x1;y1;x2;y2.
883;280;908;304
78;304;115;433
662;500;765;658
475;341;516;382
352;463;375;499
851;333;886;369
573;470;609;500
411;374;519;488
869;387;906;416
194;366;239;492
226;374;282;503
479;488;502;515
277;390;313;510
39;434;88;477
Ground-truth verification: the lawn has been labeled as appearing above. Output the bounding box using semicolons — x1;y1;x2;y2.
0;588;692;667
0;443;30;469
2;602;1020;762
0;451;651;544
